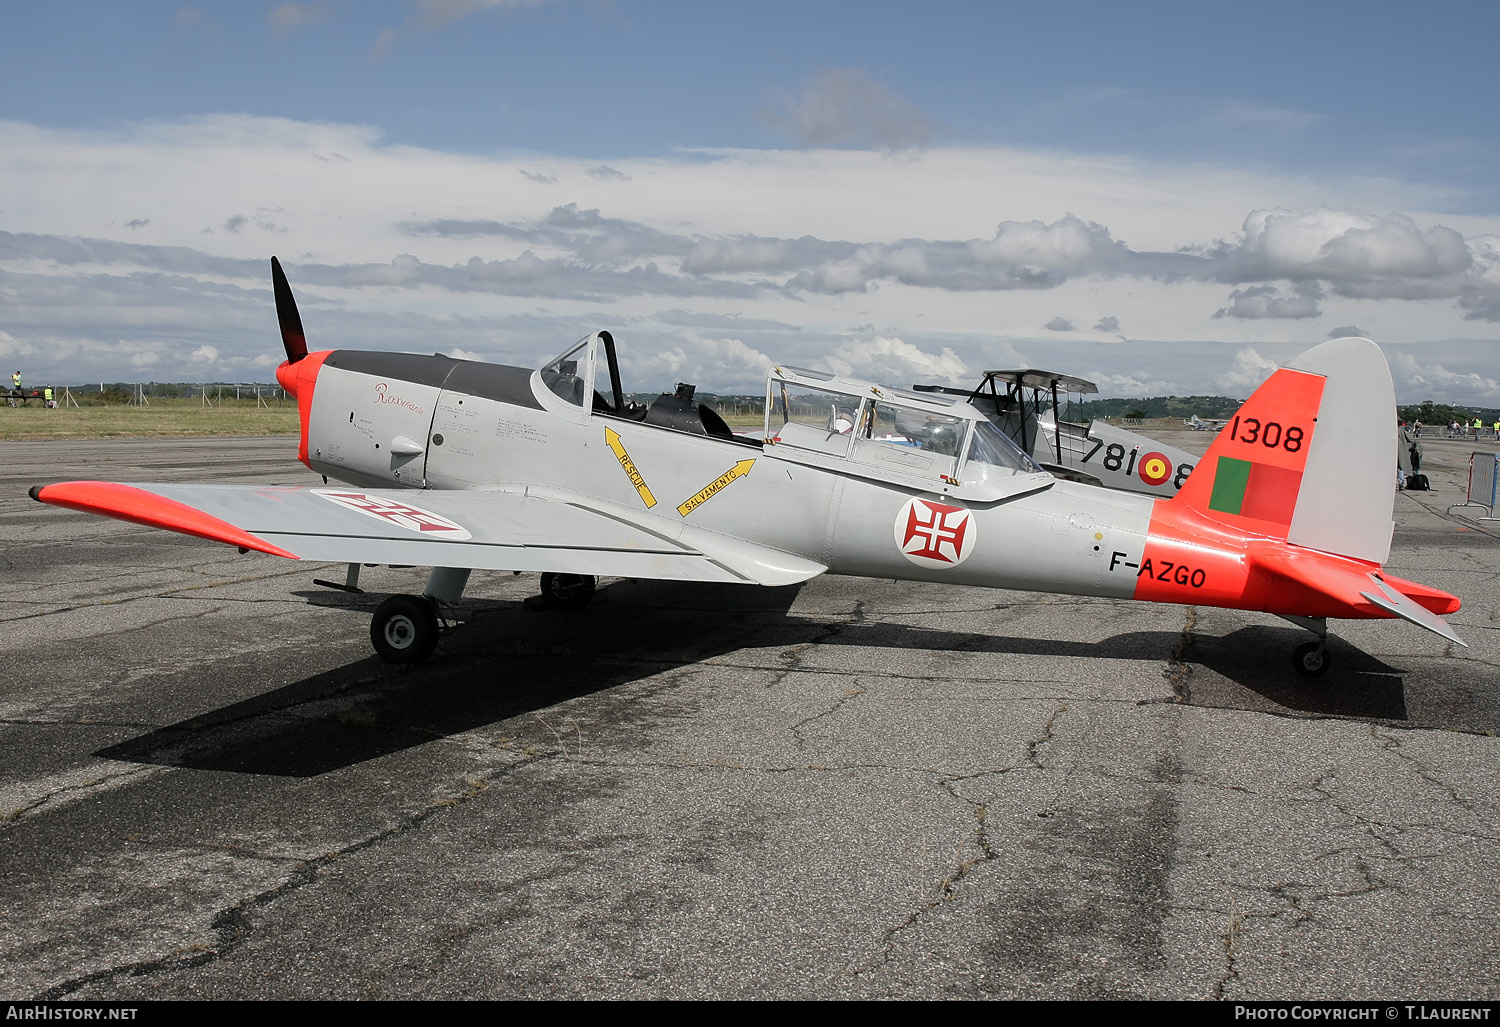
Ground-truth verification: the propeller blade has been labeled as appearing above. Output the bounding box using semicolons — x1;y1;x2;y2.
271;256;307;364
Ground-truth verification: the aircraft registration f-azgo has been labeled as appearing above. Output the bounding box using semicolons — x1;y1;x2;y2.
31;259;1463;676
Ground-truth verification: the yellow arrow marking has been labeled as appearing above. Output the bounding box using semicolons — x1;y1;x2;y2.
677;459;756;517
604;427;657;508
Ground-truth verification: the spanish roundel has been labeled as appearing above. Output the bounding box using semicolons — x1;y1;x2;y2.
1137;452;1172;487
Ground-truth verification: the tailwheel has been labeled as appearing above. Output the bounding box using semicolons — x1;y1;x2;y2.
1292;640;1331;678
371;594;440;664
539;573;597;611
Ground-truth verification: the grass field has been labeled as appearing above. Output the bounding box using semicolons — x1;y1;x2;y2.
0;399;299;440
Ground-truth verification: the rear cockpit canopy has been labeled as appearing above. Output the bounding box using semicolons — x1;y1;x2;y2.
765;365;1045;499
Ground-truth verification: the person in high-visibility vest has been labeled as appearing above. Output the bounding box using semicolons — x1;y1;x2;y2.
43;385;54;409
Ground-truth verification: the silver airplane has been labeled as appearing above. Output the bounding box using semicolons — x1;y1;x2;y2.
1185;414;1230;432
30;259;1463;677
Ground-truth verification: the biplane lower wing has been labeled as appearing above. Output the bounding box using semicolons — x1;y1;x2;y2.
31;481;827;587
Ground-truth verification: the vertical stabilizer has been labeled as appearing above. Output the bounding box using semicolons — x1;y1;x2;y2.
1170;337;1395;564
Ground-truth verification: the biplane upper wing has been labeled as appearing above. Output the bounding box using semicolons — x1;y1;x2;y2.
31;481;827;587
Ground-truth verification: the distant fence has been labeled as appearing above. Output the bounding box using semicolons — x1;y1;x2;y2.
28;384;290;408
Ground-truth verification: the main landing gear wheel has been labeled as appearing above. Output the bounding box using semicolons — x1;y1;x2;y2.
1292;640;1331;678
539;573;597;610
371;594;439;664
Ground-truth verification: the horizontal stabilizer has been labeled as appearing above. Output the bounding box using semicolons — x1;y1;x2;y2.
1361;576;1467;647
1251;542;1464;645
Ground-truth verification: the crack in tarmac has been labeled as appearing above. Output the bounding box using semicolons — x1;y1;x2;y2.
32;759;540;1000
0;766;164;825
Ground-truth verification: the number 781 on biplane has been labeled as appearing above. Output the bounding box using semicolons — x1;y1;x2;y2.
31;259;1462;677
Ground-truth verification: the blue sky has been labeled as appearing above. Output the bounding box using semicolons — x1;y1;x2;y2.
2;1;1499;400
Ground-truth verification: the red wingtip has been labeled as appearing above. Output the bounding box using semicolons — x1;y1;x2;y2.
32;482;299;560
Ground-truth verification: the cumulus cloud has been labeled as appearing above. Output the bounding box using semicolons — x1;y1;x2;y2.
759;68;933;150
1388;350;1500;401
1328;325;1365;338
1460;293;1500;322
401;201;1499;319
6;113;1500;391
406;203;697;266
619;329;773;393
519;169;557;184
1044;317;1074;331
778;216;1148;295
0;330;39;360
825;336;967;384
1214;347;1281;394
1093;316;1120;333
1213;283;1323;320
1211;208;1484;307
190;345;219;362
969;216;1127;273
1086;371;1176;398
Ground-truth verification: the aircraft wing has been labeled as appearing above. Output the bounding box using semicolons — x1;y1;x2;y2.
31;481;827;587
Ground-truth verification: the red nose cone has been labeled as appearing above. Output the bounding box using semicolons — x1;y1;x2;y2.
276;359;300;397
279;351;331;468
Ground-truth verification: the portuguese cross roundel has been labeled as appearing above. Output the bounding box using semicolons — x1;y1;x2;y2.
314;489;473;541
893;497;976;567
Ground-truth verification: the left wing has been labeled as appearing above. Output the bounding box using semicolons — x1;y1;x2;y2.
31;481;827;587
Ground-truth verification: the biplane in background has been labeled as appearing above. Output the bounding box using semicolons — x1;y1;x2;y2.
914;369;1199;498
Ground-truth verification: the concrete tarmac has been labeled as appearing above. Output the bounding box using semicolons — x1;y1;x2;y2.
1;430;1497;1000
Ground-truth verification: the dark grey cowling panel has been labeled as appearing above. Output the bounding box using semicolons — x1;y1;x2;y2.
322;352;543;410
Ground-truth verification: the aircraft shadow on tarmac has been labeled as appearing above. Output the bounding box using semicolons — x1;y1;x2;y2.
97;579;1493;777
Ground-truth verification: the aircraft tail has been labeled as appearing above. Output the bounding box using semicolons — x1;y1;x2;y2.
1172;336;1393;563
1163;337;1462;641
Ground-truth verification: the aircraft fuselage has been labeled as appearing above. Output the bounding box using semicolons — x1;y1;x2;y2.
294;349;1295;618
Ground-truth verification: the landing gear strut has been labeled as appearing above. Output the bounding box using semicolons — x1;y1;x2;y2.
538;573;598;610
1281;615;1331;678
1292;640;1330;677
369;567;471;665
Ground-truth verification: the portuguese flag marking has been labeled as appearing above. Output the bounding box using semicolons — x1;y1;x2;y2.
1207;456;1303;526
